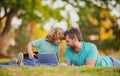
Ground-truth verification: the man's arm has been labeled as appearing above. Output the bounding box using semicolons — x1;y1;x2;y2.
65;60;72;66
85;59;96;66
28;42;36;59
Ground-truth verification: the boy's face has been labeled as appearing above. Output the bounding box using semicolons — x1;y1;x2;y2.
53;38;62;45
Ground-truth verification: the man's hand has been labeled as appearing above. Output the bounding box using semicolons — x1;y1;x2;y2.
59;63;68;66
65;60;72;66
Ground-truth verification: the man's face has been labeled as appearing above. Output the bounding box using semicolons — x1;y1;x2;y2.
65;35;75;47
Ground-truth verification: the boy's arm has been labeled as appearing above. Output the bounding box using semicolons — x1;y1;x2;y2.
28;42;36;59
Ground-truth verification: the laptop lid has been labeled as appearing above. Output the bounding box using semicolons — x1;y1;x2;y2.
37;54;58;66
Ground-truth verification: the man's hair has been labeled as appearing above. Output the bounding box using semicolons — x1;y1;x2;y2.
46;27;64;43
64;27;82;41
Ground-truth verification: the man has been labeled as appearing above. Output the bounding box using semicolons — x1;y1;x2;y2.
64;27;120;67
11;27;64;66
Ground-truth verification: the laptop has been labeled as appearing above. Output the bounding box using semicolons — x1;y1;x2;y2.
37;54;59;66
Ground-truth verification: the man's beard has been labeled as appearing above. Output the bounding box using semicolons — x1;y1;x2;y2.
70;46;81;53
70;46;76;50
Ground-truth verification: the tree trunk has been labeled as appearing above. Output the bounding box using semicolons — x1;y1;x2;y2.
0;9;18;56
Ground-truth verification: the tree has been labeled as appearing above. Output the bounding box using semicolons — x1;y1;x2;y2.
0;0;41;54
64;0;120;51
0;0;63;56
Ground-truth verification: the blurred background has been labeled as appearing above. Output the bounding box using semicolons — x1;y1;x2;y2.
0;0;120;58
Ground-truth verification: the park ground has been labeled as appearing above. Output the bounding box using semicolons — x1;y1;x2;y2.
0;58;120;76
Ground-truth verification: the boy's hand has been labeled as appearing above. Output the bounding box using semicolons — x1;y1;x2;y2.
29;52;36;59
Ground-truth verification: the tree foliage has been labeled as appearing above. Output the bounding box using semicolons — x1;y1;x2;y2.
0;0;63;56
65;0;120;51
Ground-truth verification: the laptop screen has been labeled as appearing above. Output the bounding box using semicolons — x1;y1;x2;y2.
37;54;58;66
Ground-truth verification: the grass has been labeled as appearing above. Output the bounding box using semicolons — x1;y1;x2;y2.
0;57;120;76
0;66;120;76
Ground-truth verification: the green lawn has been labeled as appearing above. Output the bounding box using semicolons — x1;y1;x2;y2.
0;66;120;76
0;57;120;76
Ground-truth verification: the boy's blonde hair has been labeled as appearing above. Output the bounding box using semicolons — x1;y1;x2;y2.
46;27;64;43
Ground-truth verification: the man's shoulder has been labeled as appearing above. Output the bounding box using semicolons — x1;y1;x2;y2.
82;41;96;47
